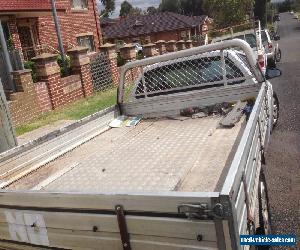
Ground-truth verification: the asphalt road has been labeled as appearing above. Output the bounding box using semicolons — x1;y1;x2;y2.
264;12;300;248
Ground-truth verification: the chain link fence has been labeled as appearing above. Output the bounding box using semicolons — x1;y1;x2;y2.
90;52;115;92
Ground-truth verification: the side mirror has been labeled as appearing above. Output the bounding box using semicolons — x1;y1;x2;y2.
266;68;282;79
274;34;280;41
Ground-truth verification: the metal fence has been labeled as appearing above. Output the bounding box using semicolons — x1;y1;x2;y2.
0;79;17;153
90;52;114;91
0;50;24;90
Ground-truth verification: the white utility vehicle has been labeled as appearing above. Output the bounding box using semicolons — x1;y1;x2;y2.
259;29;281;67
211;22;268;75
0;39;280;250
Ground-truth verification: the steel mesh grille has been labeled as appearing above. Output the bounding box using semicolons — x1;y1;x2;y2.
131;51;247;98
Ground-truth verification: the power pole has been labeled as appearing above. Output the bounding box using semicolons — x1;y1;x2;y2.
50;0;66;71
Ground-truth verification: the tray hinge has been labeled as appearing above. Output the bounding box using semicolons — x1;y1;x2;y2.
115;205;131;250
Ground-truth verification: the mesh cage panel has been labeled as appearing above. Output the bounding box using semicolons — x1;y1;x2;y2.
126;51;248;100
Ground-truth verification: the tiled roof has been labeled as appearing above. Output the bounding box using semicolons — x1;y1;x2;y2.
100;17;119;25
0;0;65;12
102;12;208;39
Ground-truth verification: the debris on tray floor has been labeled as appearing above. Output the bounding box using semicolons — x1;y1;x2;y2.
169;100;255;127
109;115;143;128
220;101;248;128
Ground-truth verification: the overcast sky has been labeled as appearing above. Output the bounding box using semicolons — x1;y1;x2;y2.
97;0;286;18
97;0;160;17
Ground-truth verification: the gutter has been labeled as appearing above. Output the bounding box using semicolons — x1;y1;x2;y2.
91;0;102;47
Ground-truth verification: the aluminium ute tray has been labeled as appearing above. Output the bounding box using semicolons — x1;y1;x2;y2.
9;116;245;193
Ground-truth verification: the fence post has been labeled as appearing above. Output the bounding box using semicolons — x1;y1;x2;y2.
67;47;93;97
155;40;166;55
119;44;137;83
176;40;186;51
185;40;193;49
100;43;119;87
119;44;136;62
0;79;17;153
143;43;157;57
166;40;177;52
32;53;62;108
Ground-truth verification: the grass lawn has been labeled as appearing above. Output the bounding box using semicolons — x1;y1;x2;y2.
16;87;117;136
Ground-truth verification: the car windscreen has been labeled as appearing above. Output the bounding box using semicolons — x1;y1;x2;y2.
261;30;268;43
235;34;257;48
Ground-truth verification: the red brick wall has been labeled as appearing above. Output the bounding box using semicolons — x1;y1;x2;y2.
9;71;41;126
111;29;193;45
38;0;102;52
35;82;53;112
7;17;22;51
122;67;139;86
109;58;120;87
60;74;85;104
75;65;93;97
44;73;84;108
151;30;181;42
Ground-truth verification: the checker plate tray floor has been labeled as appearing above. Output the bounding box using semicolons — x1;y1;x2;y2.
19;117;244;193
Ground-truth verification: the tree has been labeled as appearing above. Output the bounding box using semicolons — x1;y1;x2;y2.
276;0;298;12
203;0;253;28
147;6;158;14
119;1;133;17
100;0;115;17
129;7;144;16
180;0;205;16
254;0;269;27
159;0;181;13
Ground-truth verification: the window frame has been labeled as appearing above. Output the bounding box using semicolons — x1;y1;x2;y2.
71;0;88;10
76;35;95;53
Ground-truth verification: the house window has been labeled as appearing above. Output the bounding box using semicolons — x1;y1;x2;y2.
181;31;187;39
71;0;88;9
77;35;95;52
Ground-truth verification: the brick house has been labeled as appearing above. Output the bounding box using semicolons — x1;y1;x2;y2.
0;0;102;61
101;12;211;46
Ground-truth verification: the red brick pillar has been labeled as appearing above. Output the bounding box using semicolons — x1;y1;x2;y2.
12;69;34;92
155;40;166;55
67;47;93;97
32;53;63;109
166;40;177;52
185;40;193;49
100;43;119;86
119;44;137;84
143;43;158;57
176;40;186;51
119;44;136;62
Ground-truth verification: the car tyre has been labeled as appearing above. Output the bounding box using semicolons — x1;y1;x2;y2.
275;49;281;62
272;93;279;128
267;58;276;68
256;170;272;250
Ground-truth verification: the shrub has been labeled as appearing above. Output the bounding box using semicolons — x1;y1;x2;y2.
117;53;126;67
57;54;71;76
24;60;38;83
